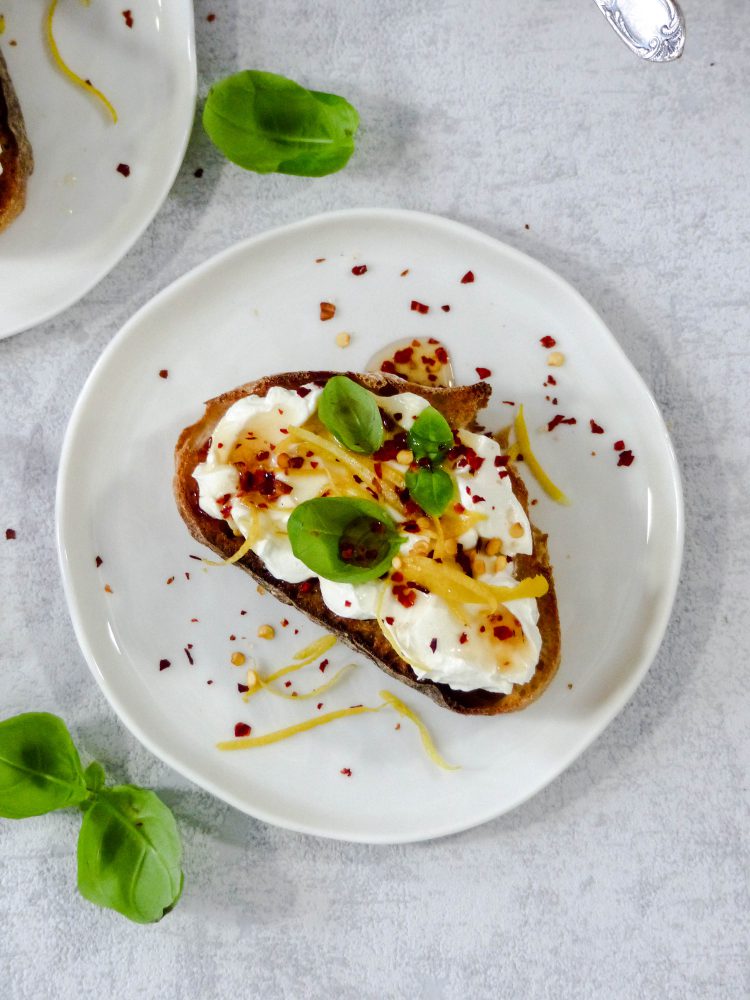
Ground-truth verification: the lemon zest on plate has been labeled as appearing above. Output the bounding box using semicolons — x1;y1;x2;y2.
379;690;459;771
216;704;380;750
45;0;118;123
513;404;570;505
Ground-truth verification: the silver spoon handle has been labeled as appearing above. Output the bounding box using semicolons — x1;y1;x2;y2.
592;0;686;62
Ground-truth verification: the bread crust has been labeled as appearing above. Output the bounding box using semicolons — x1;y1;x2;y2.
0;47;33;233
174;371;561;715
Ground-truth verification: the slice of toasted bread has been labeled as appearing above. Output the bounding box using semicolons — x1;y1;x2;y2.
0;47;33;233
174;371;561;715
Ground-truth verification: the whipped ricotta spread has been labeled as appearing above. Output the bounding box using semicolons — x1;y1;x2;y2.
194;382;541;694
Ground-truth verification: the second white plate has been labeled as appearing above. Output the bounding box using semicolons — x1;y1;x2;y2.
57;209;683;843
0;0;196;338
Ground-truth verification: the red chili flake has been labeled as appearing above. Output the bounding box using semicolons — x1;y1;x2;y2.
190;617;199;623
299;580;313;593
165;576;174;586
95;555;102;566
460;270;475;284
400;268;410;276
380;360;397;374
435;346;449;364
394;346;414;364
184;647;194;665
344;600;352;608
281;618;289;628
441;304;451;312
617;450;635;467
493;625;514;641
207;680;214;685
116;163;131;177
317;703;324;710
459;632;468;644
237;683;249;693
296;386;311;397
475;367;492;379
546;375;557;386
502;400;516;406
122;10;134;28
429;638;438;653
471;495;485;504
240;609;247;615
391;571;404;583
352;264;368;275
234;722;251;737
453;503;465;514
614;440;625;451
540;335;556;348
411;300;429;314
393;585;417;608
320;302;336;321
319;659;329;673
385;616;395;626
590;419;604;434
158;369;169;379
159;659;171;671
193;168;204;178
547;414;577;432
206;13;217;22
284;681;292;688
340;768;352;777
493;455;509;468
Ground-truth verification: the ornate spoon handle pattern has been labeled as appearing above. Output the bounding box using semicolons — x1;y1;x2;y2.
592;0;685;62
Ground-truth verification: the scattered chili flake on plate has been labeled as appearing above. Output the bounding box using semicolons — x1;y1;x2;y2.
5;528;16;540
184;647;194;665
547;414;576;432
351;264;368;275
614;440;625;451
319;659;329;673
441;304;451;312
617;450;635;467
540;335;556;348
122;10;133;28
460;270;475;284
116;163;131;177
340;767;352;777
206;13;217;22
476;367;492;379
234;722;251;737
411;300;429;314
158;369;169;379
166;576;174;585
400;268;410;276
159;659;171;671
590;419;604;434
95;555;102;566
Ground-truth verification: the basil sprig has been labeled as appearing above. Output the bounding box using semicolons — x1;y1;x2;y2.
203;70;359;177
407;406;453;463
405;467;455;517
0;713;183;924
318;376;384;454
288;497;402;583
403;406;456;517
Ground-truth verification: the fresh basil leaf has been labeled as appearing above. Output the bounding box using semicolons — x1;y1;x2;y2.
203;70;359;177
77;785;184;924
0;713;89;819
318;376;384;454
405;467;455;517
288;497;401;583
408;406;454;464
84;761;106;793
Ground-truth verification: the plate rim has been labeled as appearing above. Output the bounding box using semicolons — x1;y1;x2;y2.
0;0;197;340
55;207;685;843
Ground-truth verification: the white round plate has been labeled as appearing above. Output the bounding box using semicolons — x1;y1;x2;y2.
57;209;683;843
0;0;196;338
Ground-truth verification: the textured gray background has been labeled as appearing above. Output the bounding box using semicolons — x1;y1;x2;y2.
1;2;749;998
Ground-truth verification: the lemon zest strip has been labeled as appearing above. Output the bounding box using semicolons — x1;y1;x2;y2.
513;405;570;505
46;0;118;123
379;690;459;771
217;704;380;750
